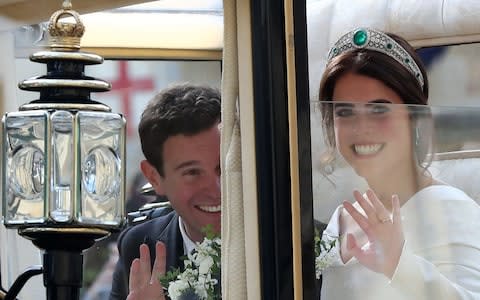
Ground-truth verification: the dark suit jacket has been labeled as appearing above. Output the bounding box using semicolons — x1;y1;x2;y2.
109;210;184;300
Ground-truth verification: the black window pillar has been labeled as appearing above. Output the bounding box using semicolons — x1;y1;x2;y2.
251;1;291;299
250;0;314;299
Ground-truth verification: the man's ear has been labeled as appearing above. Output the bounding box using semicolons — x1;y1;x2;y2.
140;160;165;195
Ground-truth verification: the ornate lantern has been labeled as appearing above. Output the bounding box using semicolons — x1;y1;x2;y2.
1;1;126;299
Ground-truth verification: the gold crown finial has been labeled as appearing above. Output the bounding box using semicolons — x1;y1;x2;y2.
63;0;72;9
48;1;84;51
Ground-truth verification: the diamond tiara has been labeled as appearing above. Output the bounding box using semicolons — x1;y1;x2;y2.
327;28;424;88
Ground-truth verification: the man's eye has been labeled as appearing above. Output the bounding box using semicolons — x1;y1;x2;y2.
369;104;390;114
184;169;201;176
334;108;353;117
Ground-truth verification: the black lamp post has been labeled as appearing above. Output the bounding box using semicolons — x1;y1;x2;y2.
1;1;126;299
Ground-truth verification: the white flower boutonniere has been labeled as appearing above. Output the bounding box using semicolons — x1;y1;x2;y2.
314;229;338;279
160;225;221;300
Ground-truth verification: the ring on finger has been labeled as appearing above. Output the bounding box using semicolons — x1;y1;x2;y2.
378;215;392;224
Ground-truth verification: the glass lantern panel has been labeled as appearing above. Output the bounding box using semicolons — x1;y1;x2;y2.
77;111;125;226
2;111;48;225
50;111;74;222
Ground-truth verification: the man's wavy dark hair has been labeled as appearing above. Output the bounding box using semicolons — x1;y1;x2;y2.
138;83;221;176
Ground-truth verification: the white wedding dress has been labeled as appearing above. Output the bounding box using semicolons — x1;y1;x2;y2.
320;185;480;299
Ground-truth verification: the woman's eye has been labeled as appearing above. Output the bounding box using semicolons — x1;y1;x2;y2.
369;104;390;114
334;108;353;117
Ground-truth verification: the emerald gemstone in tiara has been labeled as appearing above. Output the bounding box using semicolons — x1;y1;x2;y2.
353;30;368;46
327;27;424;88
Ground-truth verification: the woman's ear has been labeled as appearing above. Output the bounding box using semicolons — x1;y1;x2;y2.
140;160;164;195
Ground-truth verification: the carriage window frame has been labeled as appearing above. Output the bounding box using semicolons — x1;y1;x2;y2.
301;35;480;297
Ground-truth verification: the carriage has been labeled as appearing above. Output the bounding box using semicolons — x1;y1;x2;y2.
1;0;480;299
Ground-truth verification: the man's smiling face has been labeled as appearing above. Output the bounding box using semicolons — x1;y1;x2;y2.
144;122;221;242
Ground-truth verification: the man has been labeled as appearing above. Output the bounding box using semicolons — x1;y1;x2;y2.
110;83;221;299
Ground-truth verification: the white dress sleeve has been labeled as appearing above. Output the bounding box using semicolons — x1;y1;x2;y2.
389;186;480;299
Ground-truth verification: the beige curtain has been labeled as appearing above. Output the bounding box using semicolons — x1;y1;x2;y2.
221;0;246;299
221;0;261;299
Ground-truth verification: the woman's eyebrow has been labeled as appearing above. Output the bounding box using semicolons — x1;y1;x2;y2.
333;102;354;109
368;99;393;104
333;99;392;106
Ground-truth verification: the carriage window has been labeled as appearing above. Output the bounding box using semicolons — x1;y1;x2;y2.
85;59;221;298
309;42;480;298
419;43;480;107
2;1;223;299
417;44;480;153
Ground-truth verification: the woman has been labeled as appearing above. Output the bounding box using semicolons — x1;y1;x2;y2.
318;28;480;299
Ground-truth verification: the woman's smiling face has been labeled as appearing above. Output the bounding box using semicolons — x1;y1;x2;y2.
332;72;413;179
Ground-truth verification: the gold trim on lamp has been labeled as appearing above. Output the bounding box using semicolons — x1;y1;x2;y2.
19;227;110;236
19;103;111;112
19;78;111;91
48;1;85;51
